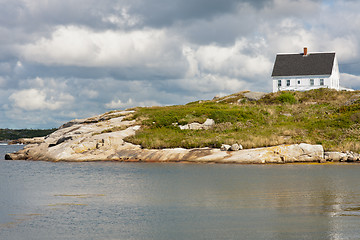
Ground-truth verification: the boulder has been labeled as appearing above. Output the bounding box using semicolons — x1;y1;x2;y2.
189;123;203;130
220;144;231;151
324;152;342;161
213;95;221;100
179;119;215;130
203;119;215;128
346;152;360;162
179;125;189;130
314;151;360;162
243;91;266;101
230;144;242;151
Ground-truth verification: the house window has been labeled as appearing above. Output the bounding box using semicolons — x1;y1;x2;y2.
320;79;324;85
310;79;314;86
298;80;301;85
278;80;282;87
286;80;290;86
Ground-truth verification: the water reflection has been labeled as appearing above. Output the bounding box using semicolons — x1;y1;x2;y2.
1;146;360;240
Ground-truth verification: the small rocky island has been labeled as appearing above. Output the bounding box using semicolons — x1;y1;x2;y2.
6;89;360;163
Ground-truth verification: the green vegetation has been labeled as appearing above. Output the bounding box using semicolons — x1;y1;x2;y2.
0;128;57;141
277;92;297;104
124;89;360;153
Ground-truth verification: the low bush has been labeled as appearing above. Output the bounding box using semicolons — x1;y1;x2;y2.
277;92;297;104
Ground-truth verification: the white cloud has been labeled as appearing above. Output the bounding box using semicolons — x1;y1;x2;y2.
176;74;247;93
9;88;74;111
20;25;184;70
18;77;45;88
9;89;54;110
340;73;360;90
190;39;273;79
105;98;134;109
262;0;320;18
261;0;360;64
183;46;200;78
105;98;160;109
179;39;273;93
0;76;6;87
80;89;99;99
101;6;142;27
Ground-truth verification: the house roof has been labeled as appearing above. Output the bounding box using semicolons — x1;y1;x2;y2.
271;52;335;77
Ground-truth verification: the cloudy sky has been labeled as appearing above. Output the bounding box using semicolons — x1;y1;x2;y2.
1;0;360;128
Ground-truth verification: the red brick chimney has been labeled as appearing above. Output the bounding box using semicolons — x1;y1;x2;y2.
303;47;308;56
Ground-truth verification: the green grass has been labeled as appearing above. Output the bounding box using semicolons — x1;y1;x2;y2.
125;89;360;153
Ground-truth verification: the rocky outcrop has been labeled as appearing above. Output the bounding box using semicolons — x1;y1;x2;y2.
5;110;327;163
325;151;360;162
213;91;267;103
179;119;215;130
243;91;267;101
220;144;243;151
5;110;139;161
230;143;243;151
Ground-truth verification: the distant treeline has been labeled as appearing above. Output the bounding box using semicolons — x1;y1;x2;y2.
0;128;57;141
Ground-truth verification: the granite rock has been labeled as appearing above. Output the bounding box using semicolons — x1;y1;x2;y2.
6;111;325;164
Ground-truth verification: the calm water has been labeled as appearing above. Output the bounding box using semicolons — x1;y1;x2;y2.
1;145;360;240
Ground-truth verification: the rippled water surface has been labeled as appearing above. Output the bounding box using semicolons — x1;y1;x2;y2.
1;145;360;240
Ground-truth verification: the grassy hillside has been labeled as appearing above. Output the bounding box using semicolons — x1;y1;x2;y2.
124;89;360;153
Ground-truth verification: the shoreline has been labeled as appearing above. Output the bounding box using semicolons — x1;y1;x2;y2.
5;136;359;164
4;156;360;165
4;109;360;164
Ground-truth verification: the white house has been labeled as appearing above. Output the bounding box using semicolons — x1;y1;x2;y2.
271;47;340;92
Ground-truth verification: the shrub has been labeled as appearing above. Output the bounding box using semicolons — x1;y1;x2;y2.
277;92;297;104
